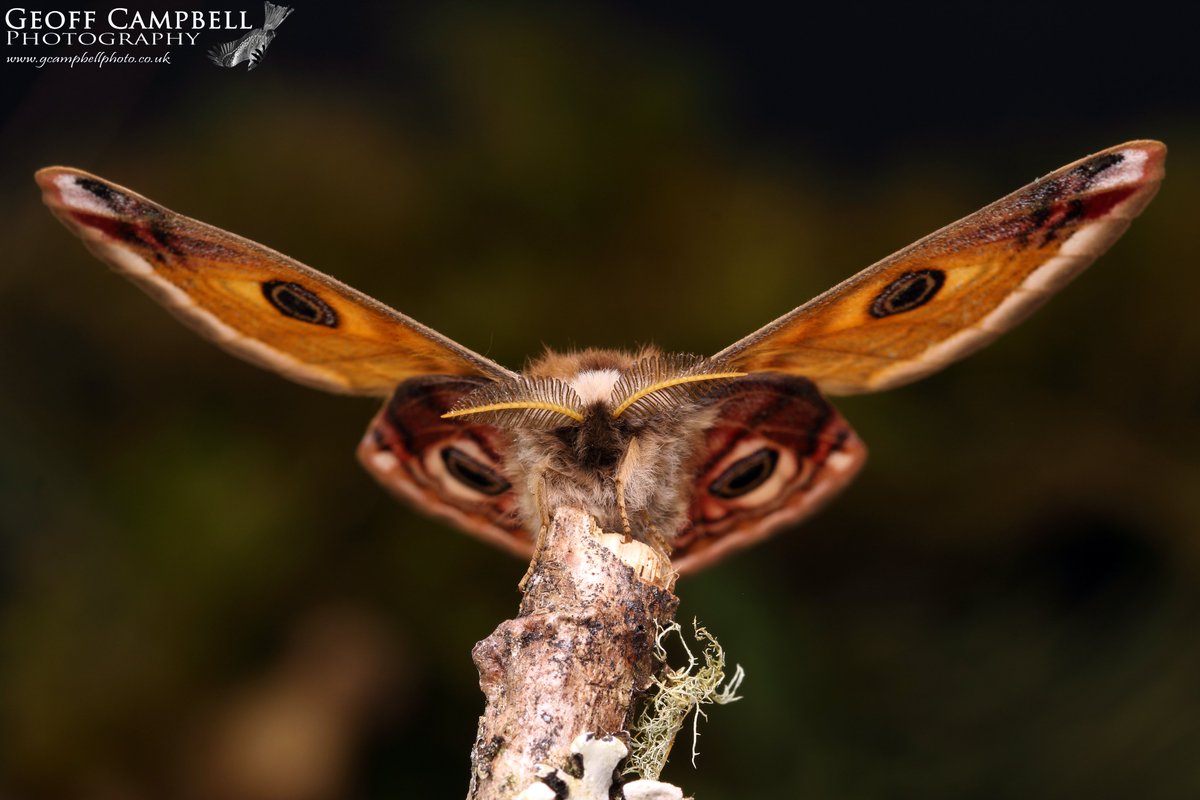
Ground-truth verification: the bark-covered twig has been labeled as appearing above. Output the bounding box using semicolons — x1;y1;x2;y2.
467;506;680;799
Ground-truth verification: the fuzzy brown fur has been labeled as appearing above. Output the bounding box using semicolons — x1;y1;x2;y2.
505;347;719;545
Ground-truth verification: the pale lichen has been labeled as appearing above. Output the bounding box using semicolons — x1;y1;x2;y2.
625;619;745;780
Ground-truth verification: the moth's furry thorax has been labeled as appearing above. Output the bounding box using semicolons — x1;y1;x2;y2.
498;348;722;543
524;346;655;379
508;397;718;545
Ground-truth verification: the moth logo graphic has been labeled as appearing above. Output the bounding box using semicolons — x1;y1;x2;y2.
208;1;292;70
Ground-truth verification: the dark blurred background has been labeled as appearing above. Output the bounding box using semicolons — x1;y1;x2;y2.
2;2;1199;798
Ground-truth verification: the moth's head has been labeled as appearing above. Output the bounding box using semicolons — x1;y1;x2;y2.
442;351;745;460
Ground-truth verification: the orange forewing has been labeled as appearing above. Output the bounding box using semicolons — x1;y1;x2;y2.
714;141;1166;395
36;167;513;395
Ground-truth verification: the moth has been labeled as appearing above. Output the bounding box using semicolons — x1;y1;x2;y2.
37;141;1165;574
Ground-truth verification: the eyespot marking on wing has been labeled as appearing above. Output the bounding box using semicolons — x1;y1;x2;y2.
440;446;512;496
708;447;780;499
869;269;946;318
261;280;339;327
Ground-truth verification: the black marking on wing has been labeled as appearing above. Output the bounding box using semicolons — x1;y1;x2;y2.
76;177;125;207
441;447;511;496
869;269;946;318
709;447;779;498
1076;152;1125;184
69;176;185;260
261;280;338;326
1029;152;1126;208
1035;198;1086;246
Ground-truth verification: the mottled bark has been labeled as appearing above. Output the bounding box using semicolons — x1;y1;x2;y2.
467;506;679;800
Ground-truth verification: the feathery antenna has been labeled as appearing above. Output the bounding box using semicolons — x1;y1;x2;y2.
443;377;585;428
610;354;744;421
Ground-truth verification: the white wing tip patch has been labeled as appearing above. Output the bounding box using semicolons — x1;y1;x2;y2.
1090;145;1151;192
39;169;113;217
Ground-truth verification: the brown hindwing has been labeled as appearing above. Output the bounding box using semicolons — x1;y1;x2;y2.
673;374;866;573
358;376;533;557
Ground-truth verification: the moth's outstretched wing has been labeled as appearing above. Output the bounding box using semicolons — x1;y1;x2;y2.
37;167;515;394
714;141;1166;395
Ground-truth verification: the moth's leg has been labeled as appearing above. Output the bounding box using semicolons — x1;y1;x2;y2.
535;468;551;532
519;471;552;592
614;437;642;542
615;495;631;541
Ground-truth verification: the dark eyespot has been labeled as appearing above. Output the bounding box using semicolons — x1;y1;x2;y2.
870;269;946;318
262;280;338;327
709;448;779;499
441;447;511;496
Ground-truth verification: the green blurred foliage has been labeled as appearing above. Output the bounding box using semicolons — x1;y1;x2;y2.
1;3;1198;799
